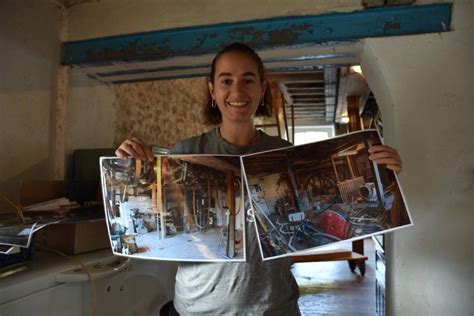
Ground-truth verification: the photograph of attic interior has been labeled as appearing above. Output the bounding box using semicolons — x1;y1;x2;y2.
100;155;244;261
242;130;412;260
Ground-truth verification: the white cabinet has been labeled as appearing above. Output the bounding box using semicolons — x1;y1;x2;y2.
0;250;178;316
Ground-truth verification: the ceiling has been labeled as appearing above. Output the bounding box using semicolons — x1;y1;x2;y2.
61;2;450;130
62;3;450;129
72;42;362;126
271;69;337;124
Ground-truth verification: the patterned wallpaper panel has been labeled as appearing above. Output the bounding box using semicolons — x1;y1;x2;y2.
114;78;213;149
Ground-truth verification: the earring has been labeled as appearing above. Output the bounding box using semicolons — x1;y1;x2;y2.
211;100;217;108
260;99;265;107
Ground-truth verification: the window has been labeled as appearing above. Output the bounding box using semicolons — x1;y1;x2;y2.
290;125;335;145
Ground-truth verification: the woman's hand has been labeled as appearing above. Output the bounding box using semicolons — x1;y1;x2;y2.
115;137;154;161
368;145;403;173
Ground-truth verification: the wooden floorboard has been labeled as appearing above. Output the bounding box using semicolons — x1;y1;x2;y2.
292;239;376;316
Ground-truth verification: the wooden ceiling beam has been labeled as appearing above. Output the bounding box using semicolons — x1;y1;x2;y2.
268;72;325;82
289;112;326;114
286;84;325;89
291;100;325;104
292;103;326;107
292;95;328;99
177;156;240;175
287;91;326;95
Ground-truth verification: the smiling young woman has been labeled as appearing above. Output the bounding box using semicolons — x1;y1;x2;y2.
210;51;264;146
204;45;273;148
115;42;403;315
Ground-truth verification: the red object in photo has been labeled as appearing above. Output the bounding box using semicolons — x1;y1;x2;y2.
319;209;350;240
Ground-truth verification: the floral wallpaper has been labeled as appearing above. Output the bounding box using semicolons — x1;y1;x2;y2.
114;78;213;149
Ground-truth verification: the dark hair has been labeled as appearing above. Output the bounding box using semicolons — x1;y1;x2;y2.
203;42;273;125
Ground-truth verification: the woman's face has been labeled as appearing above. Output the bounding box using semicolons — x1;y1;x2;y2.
209;52;266;125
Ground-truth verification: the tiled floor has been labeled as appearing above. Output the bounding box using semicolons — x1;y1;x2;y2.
293;239;376;316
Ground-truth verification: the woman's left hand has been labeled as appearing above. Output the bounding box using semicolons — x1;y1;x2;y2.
368;145;403;174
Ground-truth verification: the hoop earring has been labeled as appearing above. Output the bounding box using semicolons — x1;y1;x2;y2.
260;99;265;107
211;100;217;108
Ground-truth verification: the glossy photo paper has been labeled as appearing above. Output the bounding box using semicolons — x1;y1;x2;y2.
100;155;244;262
241;130;412;260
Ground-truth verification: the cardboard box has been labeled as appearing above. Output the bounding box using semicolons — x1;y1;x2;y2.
35;219;110;255
20;180;110;255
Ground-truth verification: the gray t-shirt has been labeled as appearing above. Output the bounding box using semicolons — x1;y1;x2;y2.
170;128;300;315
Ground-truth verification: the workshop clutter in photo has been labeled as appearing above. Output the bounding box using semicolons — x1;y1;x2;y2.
100;155;244;262
241;129;412;260
100;130;412;262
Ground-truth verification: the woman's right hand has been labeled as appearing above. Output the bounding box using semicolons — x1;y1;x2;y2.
115;137;154;161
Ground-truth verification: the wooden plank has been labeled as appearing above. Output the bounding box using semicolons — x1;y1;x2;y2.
292;103;326;107
226;172;235;258
288;91;326;95
270;82;283;138
288;105;326;109
353;239;365;256
268;72;324;83
291;103;295;144
288;109;326;112
281;90;290;142
331;156;340;183
347;95;361;132
292;115;326;118
156;156;165;239
289;113;326;116
287;87;326;91
346;156;355;178
291;249;368;263
290;115;326;118
177;156;240;175
278;82;293;105
291;107;326;112
292;96;329;100
292;99;326;104
63;4;451;66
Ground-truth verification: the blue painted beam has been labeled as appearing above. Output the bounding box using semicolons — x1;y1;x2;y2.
63;3;451;66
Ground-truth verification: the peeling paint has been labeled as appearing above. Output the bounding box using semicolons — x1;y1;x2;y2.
383;21;401;32
64;3;451;66
84;41;175;62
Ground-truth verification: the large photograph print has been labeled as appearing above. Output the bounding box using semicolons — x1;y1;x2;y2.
241;130;412;260
100;155;244;262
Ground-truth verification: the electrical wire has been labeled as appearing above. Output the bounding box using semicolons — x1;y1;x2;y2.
0;193;25;223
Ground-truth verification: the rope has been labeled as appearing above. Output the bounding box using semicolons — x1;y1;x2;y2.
0;193;25;223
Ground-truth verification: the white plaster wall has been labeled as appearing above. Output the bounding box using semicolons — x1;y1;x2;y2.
0;1;116;206
361;1;473;314
0;1;60;206
65;0;363;41
66;71;116;154
64;0;448;41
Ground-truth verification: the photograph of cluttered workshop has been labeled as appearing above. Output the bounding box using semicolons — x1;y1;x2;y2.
241;130;412;260
100;155;244;261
